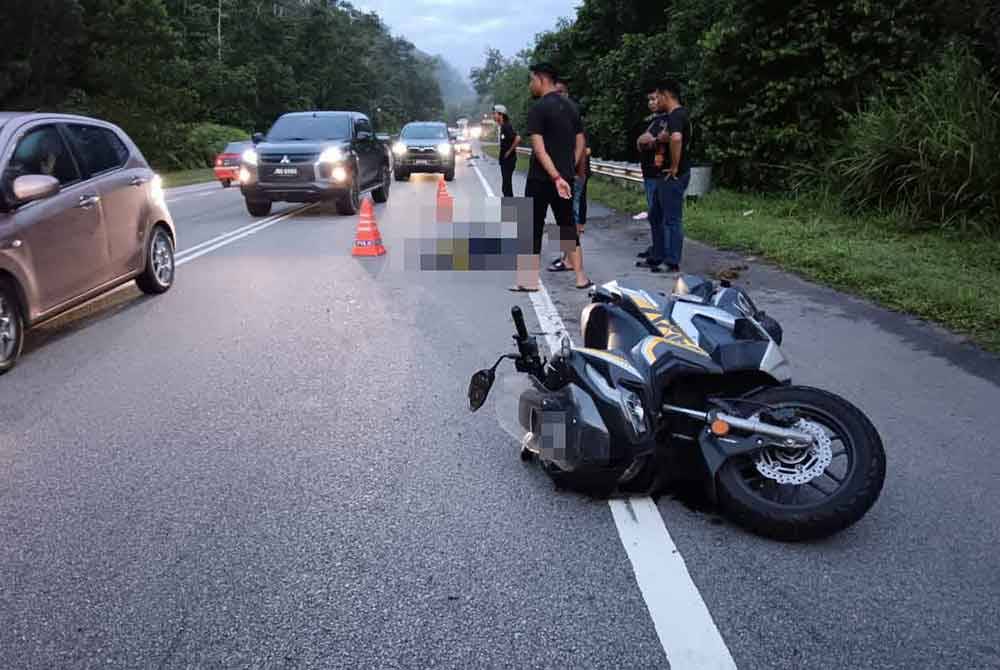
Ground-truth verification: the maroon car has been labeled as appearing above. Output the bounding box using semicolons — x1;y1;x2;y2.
0;112;176;374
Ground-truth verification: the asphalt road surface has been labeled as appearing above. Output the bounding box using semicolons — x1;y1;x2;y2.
1;152;998;670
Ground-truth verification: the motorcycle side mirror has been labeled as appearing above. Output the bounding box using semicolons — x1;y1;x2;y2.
468;368;496;412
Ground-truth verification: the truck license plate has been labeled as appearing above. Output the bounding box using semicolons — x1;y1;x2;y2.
415;160;429;165
273;167;297;177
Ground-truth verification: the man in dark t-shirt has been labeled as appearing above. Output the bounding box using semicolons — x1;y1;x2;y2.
654;78;692;272
494;104;520;197
636;91;668;261
636;79;693;273
510;62;591;292
548;78;591;274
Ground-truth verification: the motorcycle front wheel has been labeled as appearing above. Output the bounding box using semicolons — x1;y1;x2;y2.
716;386;886;541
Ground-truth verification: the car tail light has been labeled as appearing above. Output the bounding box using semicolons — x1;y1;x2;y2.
215;157;223;166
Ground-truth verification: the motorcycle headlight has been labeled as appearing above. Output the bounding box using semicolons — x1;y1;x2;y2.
437;143;452;156
318;147;344;163
619;387;648;438
392;142;406;156
241;148;258;166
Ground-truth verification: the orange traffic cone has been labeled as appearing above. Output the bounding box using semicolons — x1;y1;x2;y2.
437;177;449;198
352;198;386;257
435;186;454;223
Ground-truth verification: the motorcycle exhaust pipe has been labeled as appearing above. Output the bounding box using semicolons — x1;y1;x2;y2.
662;404;815;447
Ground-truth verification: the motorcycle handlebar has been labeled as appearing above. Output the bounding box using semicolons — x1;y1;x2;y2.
511;306;529;341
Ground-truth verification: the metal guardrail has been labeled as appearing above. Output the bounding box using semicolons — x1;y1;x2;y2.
481;141;644;184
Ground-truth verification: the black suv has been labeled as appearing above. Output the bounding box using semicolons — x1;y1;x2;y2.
392;122;455;182
240;111;392;216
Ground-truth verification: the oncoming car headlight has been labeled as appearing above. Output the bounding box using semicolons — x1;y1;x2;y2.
318;147;344;163
241;148;258;166
437;143;452;156
392;142;406;156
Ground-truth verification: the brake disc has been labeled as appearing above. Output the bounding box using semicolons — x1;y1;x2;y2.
754;419;833;485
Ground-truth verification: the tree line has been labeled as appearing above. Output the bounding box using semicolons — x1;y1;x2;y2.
476;0;1000;233
1;0;448;170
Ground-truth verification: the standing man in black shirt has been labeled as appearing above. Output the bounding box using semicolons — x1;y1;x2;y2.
510;62;592;292
653;78;692;272
636;90;668;264
494;104;520;197
548;78;591;274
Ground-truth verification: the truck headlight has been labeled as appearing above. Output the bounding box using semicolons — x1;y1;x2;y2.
437;143;452;156
392;142;406;156
241;148;258;166
318;147;344;163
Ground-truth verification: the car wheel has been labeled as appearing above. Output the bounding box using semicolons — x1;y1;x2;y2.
372;164;391;203
337;175;361;215
222;179;232;188
395;169;409;182
0;280;24;375
136;225;175;295
246;198;272;217
444;168;455;182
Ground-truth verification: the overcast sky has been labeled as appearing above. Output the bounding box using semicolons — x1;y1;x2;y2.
352;0;579;80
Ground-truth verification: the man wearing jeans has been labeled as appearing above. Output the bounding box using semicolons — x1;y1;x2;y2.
636;90;667;262
650;79;692;273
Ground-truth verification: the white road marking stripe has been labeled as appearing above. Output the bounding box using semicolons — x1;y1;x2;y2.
176;205;314;266
471;162;738;670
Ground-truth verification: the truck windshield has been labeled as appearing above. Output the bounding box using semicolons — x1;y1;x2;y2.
267;115;351;141
401;125;448;140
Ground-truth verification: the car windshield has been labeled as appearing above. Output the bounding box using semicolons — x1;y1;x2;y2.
401;125;448;140
224;141;248;153
267;115;350;141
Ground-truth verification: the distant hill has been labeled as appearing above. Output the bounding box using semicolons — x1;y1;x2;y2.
424;54;476;106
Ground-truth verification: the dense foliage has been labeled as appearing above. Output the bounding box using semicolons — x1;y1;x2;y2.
474;0;1000;230
1;0;449;170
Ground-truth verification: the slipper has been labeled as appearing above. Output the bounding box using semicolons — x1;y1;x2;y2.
547;259;570;272
575;281;594;290
508;285;540;293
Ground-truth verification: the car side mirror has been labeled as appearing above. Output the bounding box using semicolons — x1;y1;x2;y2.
252;132;264;145
468;368;496;412
13;175;60;205
356;131;372;141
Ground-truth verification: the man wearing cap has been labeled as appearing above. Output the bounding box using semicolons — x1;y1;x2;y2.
493;105;520;197
510;62;592;292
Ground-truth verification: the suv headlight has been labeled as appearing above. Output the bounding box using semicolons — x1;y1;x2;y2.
150;174;165;204
437;143;452;156
318;147;344;163
241;148;258;166
392;142;406;156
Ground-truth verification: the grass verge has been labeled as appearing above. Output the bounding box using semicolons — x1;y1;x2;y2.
160;168;216;189
483;145;1000;351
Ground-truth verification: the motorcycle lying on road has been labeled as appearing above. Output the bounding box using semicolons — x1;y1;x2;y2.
468;276;886;541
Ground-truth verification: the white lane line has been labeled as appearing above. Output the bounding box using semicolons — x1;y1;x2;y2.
471;162;737;670
176;205;314;266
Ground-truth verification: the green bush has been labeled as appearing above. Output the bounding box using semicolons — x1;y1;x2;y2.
182;122;250;168
825;45;1000;234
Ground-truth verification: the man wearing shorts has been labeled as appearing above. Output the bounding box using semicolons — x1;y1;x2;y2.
510;62;591;292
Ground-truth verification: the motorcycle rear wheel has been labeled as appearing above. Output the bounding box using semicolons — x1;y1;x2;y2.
716;385;886;541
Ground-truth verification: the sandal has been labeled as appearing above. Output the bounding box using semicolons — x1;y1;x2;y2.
508;285;540;293
547;259;570;272
575;281;594;290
